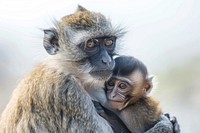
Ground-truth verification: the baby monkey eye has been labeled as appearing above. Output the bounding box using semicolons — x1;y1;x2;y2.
86;39;95;48
107;79;115;86
119;83;127;89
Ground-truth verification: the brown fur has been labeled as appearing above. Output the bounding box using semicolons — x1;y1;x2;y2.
60;5;114;35
62;6;107;30
0;62;113;132
0;5;117;133
118;97;162;133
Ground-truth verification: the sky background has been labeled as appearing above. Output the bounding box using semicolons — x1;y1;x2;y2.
0;0;200;132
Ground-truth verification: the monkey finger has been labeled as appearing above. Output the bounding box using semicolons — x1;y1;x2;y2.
174;122;181;133
164;113;170;119
171;117;180;133
164;113;181;133
170;116;176;124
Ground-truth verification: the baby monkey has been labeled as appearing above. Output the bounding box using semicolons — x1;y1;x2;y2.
105;56;162;133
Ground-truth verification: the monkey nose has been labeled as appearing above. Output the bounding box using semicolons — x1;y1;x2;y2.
101;56;111;66
111;93;116;99
111;95;116;98
101;58;109;65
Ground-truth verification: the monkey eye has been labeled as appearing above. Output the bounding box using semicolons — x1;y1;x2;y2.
104;37;116;53
104;38;113;46
107;79;115;86
86;39;95;48
119;83;127;89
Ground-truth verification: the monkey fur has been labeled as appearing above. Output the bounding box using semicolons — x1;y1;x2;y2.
102;56;174;133
118;97;162;133
0;5;125;133
0;6;177;133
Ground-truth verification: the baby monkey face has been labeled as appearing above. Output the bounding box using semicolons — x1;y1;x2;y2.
105;77;133;110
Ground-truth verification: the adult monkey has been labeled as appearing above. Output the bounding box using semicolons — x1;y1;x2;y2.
0;5;178;133
0;5;120;132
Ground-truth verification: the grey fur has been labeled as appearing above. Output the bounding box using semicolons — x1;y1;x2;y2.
145;115;173;133
0;5;117;133
0;5;178;133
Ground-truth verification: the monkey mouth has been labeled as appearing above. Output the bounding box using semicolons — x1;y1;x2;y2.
107;100;125;111
89;70;112;81
108;99;124;103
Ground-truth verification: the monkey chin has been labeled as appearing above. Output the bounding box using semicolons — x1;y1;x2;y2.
108;100;126;111
89;70;112;81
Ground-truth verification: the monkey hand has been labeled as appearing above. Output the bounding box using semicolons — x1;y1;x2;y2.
93;101;131;133
144;115;174;133
164;113;180;133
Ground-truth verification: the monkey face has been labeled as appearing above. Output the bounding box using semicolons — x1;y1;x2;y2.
43;6;125;82
78;36;116;80
105;70;153;111
105;77;133;110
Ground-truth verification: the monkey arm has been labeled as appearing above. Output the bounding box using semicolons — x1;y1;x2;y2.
93;101;131;133
144;115;180;133
61;75;114;133
164;113;180;133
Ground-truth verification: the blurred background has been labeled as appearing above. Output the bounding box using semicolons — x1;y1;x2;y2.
0;0;200;132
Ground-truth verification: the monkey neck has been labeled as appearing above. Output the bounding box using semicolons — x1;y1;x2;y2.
83;81;106;102
43;55;107;103
43;55;82;76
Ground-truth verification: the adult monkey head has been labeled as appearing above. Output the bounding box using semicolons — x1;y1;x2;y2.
43;5;125;82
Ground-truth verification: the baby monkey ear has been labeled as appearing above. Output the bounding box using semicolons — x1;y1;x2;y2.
43;28;59;55
144;76;154;96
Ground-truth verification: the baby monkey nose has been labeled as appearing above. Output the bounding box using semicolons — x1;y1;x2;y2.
111;92;116;99
112;95;116;98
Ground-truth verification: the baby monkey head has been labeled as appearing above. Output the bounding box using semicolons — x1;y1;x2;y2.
105;56;154;111
43;5;125;81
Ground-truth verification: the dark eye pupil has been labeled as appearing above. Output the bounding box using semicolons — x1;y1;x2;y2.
87;39;95;48
105;39;113;46
119;83;126;89
108;80;114;86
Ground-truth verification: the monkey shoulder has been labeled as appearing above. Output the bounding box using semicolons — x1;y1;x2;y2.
125;98;175;133
118;97;162;133
142;98;174;133
23;63;93;113
135;97;162;122
124;97;162;116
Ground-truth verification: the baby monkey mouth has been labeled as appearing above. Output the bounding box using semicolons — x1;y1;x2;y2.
89;70;112;80
108;99;124;103
107;100;125;111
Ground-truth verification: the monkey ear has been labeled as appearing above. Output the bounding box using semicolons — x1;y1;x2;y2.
77;5;88;12
144;76;154;96
43;28;59;55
